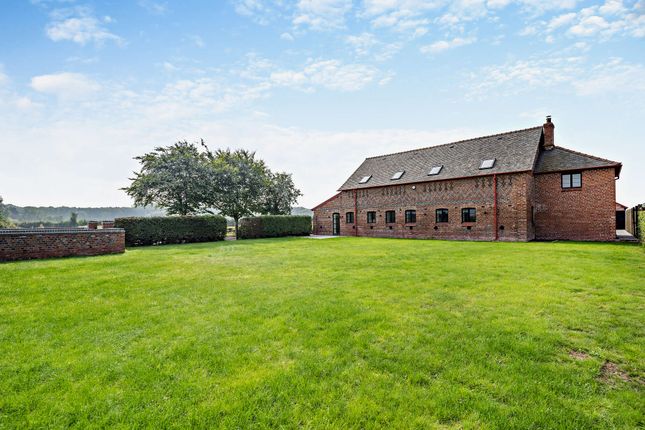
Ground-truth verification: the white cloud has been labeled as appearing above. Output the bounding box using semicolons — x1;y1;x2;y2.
367;5;434;35
573;58;645;95
30;72;101;99
280;32;295;41
162;61;179;72
547;12;577;31
568;15;610;36
346;32;379;55
599;0;626;15
234;0;268;20
46;7;122;45
187;34;205;47
466;55;645;98
14;97;43;111
519;26;537;36
270;59;381;92
512;0;645;44
293;0;353;30
138;0;168;15
345;32;402;60
420;36;476;53
303;60;378;91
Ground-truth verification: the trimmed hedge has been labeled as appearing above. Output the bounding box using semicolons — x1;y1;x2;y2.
114;215;227;246
639;211;645;248
238;215;312;239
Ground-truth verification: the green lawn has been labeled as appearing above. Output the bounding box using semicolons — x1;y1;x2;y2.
1;238;643;429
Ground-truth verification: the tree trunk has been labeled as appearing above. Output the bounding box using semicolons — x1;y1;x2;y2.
235;217;239;240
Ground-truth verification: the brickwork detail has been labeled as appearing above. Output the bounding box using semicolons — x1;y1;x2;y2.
533;168;616;241
314;168;617;242
0;229;125;262
313;173;534;241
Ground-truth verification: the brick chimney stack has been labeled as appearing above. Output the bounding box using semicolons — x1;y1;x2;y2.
543;115;554;150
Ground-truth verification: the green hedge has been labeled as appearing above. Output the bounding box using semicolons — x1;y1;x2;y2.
639;210;645;247
238;215;312;239
114;215;227;246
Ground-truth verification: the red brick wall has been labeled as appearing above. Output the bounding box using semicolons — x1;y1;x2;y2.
533;168;616;241
313;172;533;241
0;229;125;262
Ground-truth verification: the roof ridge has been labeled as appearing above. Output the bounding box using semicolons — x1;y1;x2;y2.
554;146;620;165
364;125;543;160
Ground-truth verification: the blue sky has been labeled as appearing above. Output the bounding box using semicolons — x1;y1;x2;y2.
0;0;643;208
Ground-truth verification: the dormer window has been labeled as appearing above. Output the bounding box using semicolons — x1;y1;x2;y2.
479;159;496;169
391;171;405;180
428;165;443;176
359;175;372;184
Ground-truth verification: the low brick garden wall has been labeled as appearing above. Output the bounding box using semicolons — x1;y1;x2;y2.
0;228;125;262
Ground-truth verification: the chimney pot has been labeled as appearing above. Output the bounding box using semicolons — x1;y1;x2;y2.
543;115;554;150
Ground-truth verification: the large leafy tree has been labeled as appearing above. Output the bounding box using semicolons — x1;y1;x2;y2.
123;141;214;215
205;148;269;238
0;195;13;228
261;172;302;215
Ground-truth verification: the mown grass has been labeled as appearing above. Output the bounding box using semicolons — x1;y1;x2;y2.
0;238;643;429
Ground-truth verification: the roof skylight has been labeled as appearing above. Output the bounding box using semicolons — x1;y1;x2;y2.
479;159;496;169
359;175;372;184
428;165;443;175
391;171;405;180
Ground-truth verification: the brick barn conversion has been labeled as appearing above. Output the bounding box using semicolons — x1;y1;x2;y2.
312;117;622;242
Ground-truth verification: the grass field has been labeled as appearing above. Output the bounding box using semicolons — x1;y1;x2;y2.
1;238;643;429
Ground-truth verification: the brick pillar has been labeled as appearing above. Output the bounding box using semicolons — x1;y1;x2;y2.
88;221;98;230
102;221;115;229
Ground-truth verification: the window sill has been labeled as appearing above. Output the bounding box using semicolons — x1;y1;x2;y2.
461;222;476;226
561;188;582;192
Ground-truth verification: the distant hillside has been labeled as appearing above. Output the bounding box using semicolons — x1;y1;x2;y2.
6;204;311;224
291;206;313;216
6;205;166;223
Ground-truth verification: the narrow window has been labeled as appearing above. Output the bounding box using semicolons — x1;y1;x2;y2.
345;212;354;224
561;172;582;189
461;208;476;223
385;210;396;223
436;208;449;223
405;210;416;223
367;211;376;224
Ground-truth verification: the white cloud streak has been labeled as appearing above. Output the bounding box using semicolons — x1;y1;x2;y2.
46;7;122;45
293;0;353;30
420;36;476;53
30;72;102;99
467;55;645;98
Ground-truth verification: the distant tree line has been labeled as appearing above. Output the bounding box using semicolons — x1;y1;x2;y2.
4;204;166;224
0;196;13;228
123;141;302;238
